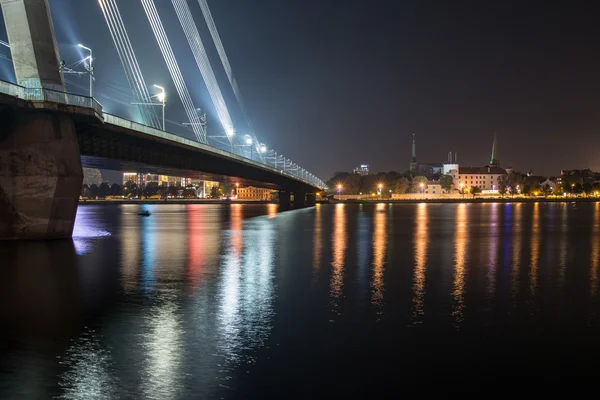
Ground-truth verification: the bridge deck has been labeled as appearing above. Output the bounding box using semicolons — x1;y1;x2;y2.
0;80;324;191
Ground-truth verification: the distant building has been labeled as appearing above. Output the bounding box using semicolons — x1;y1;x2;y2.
408;134;450;179
423;181;442;195
203;180;220;198
442;163;459;175
123;172;137;185
451;135;506;191
237;186;271;200
541;178;556;190
454;166;506;191
122;173;190;188
353;165;370;176
417;163;443;179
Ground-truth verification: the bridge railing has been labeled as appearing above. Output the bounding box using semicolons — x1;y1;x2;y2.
103;113;325;189
0;79;103;116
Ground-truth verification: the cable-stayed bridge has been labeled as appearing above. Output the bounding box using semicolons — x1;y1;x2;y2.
0;0;325;240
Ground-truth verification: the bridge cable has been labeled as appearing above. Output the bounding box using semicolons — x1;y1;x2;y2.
140;0;208;144
99;0;161;128
196;0;265;162
171;0;235;151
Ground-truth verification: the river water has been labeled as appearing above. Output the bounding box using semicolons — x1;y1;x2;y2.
2;202;600;397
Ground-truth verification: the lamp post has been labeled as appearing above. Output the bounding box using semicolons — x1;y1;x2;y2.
131;84;166;131
378;183;383;199
420;183;424;199
78;44;93;98
154;85;166;131
259;143;267;164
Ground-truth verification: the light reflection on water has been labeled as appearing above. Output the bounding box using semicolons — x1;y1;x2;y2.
412;203;427;322
371;203;387;310
4;203;600;396
591;202;600;297
530;202;540;296
453;204;468;326
329;204;346;316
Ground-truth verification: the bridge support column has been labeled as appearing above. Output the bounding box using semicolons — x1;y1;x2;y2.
0;0;82;240
0;0;65;90
0;109;83;239
278;191;291;208
294;191;307;208
306;193;316;206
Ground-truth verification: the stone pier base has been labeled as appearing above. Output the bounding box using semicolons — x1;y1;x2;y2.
0;109;83;239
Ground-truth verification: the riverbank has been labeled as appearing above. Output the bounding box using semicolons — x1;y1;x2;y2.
79;199;275;205
79;197;598;206
333;197;598;204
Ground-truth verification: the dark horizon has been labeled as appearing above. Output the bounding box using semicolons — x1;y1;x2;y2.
2;0;598;181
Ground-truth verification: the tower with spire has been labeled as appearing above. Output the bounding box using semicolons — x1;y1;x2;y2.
489;133;499;166
410;133;418;173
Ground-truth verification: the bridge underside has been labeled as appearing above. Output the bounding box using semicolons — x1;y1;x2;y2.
81;155;280;190
74;117;317;194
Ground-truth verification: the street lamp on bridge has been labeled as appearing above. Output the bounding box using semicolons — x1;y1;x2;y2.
131;84;166;131
77;44;93;98
154;85;166;131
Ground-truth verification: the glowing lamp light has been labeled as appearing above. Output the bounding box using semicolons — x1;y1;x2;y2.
244;135;253;145
259;144;267;153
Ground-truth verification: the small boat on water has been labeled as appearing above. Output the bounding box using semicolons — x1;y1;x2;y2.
138;211;151;217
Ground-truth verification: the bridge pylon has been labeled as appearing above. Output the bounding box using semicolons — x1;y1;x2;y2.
0;0;83;239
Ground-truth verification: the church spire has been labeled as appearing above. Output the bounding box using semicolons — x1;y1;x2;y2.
489;132;499;166
409;133;418;173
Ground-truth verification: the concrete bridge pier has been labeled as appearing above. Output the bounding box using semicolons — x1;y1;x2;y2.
0;0;83;240
306;193;316;206
294;191;306;207
278;191;291;208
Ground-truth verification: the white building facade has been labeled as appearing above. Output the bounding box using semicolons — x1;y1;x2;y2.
451;166;507;191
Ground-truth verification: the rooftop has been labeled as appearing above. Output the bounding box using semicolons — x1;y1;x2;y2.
459;165;507;175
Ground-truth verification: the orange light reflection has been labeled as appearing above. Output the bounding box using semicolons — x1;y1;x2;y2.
371;203;387;308
591;202;600;296
412;203;427;322
453;204;468;326
330;204;347;313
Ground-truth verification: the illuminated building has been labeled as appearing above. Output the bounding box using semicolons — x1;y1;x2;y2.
236;186;271;200
453;166;506;191
202;180;220;198
450;134;506;191
122;173;189;188
353;164;369;176
423;181;442;195
123;172;137;185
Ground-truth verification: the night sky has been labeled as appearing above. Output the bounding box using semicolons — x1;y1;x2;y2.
1;0;599;181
